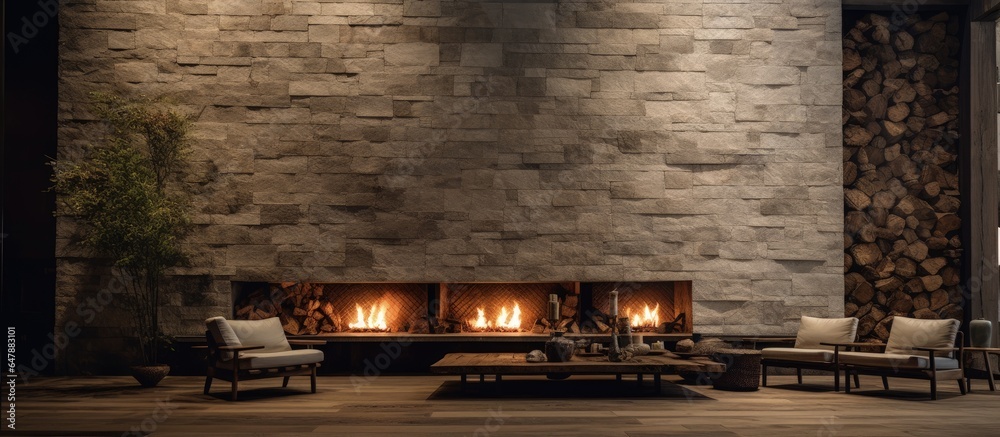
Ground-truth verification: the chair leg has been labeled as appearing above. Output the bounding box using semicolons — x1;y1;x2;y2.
930;377;937;400
834;367;840;392
203;375;213;395
796;368;803;384
282;376;290;388
231;371;239;401
958;378;967;395
853;372;860;389
311;366;317;393
881;376;889;390
845;370;852;394
761;364;767;387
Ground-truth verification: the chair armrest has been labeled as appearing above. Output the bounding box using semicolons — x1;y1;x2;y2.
820;342;886;348
218;345;265;352
912;346;959;353
288;340;326;346
821;342;886;354
744;337;796;343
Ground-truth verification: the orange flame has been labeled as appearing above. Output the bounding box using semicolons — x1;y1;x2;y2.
471;302;522;331
627;304;659;329
348;302;388;331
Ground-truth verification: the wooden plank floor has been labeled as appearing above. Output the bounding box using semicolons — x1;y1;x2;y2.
8;374;1000;436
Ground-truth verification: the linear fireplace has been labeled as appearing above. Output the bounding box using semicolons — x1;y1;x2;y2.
232;281;693;337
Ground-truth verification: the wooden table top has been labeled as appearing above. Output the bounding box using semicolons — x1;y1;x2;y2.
430;352;726;375
964;347;1000;352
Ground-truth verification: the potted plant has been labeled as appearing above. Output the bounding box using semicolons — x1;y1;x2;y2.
52;92;191;386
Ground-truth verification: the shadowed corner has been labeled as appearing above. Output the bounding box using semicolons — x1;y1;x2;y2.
425;378;715;400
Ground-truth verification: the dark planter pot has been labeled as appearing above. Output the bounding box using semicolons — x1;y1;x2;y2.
130;364;170;387
970;318;993;348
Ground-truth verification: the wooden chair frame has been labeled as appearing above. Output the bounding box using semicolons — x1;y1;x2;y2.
760;337;860;392
823;331;966;400
202;330;325;401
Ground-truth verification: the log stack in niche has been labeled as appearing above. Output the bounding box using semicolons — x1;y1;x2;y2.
842;12;964;342
236;283;342;334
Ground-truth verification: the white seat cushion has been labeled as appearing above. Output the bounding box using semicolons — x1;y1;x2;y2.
839;351;959;370
762;347;834;363
219;349;325;370
794;316;859;350
885;317;960;358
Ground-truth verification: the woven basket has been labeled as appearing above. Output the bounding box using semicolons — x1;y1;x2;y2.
678;338;730;384
711;349;762;391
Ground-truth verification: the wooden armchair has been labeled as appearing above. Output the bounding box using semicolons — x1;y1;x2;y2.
761;316;861;391
203;316;325;401
824;317;965;400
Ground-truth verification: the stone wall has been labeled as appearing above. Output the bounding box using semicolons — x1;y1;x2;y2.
57;0;844;373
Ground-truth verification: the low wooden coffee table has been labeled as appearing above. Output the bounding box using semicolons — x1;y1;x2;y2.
430;352;725;392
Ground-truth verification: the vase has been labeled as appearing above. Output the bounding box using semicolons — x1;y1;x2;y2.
130;364;170;387
970;318;993;348
544;331;575;362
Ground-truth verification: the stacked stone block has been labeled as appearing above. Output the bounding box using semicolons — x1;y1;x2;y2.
56;0;844;373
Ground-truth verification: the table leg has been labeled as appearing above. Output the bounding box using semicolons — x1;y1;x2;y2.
616;374;622;382
637;374;643;387
985;351;996;392
495;374;502;395
969;351;996;393
653;373;661;393
480;374;485;383
460;374;467;390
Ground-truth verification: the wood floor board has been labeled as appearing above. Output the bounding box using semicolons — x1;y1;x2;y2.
9;374;1000;436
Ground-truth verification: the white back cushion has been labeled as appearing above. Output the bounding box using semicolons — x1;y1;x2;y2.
885;317;960;357
794;316;859;350
206;316;242;360
206;316;242;346
226;317;292;353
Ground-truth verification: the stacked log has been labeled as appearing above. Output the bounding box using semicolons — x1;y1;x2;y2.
530;316;580;334
530;294;579;333
842;11;964;342
580;310;616;334
233;282;341;335
407;315;463;334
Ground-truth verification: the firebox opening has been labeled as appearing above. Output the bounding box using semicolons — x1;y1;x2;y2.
586;282;692;334
233;282;428;334
442;283;576;333
232;281;692;336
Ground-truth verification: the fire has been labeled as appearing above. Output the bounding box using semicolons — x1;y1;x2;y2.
471;302;522;331
627;303;659;329
348;302;388;331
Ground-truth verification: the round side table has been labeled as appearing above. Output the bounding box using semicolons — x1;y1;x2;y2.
964;347;1000;392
